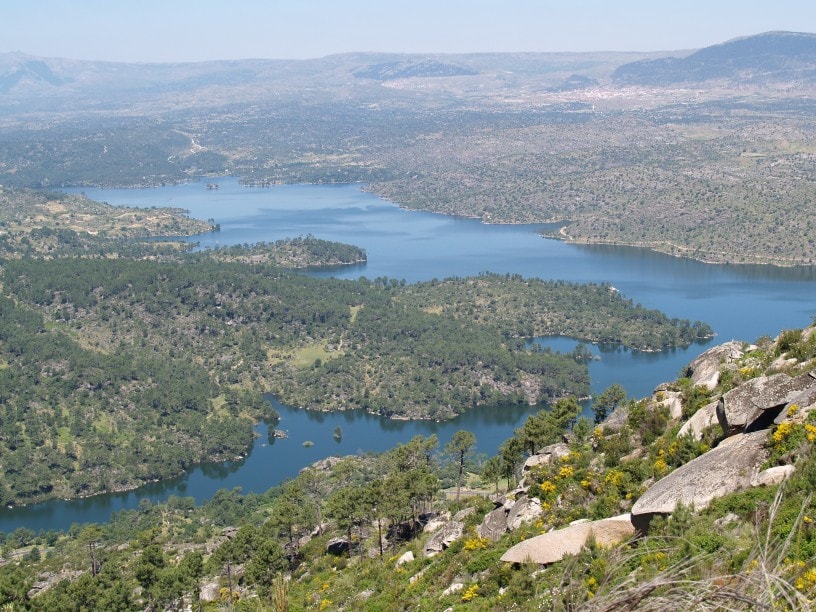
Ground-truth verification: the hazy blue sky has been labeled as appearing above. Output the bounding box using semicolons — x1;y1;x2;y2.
4;0;816;62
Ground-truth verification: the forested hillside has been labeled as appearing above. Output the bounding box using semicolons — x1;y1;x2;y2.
0;182;713;505
0;249;711;505
2;323;814;610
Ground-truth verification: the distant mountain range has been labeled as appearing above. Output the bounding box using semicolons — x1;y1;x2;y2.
1;31;816;115
352;59;477;81
612;31;816;85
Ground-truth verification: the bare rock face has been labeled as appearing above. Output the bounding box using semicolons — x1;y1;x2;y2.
678;400;718;441
424;521;464;558
201;580;221;603
522;443;571;474
476;495;543;540
601;404;629;432
717;372;816;435
685;341;744;390
396;550;415;567
423;511;451;534
452;507;475;522
658;390;684;420
500;514;634;565
442;582;465;596
506;496;543;531
631;431;768;532
476;506;508;541
751;465;796;487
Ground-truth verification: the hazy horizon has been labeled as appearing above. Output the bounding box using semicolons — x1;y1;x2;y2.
3;0;816;64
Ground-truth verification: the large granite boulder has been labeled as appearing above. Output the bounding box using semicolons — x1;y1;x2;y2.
751;465;795;487
631;431;768;532
424;521;464;558
476;507;508;541
476;495;543;541
522;443;571;474
678;400;718;441
396;551;415;567
684;341;744;390
601;403;629;432
423;511;451;534
507;496;543;531
500;514;634;565
717;371;816;435
657;390;684;420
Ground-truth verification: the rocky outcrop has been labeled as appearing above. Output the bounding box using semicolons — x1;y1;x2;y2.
476;495;543;541
442;582;465;595
678;400;718;441
477;506;509;541
684;341;744;390
631;430;768;532
396;550;415;567
201;580;221;603
657;390;684;420
521;443;570;474
716;371;816;435
601;404;629;432
507;497;543;531
500;514;634;564
422;511;451;534
751;464;796;487
424;521;464;558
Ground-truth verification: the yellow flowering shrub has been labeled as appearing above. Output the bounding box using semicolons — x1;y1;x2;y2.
795;567;816;593
773;421;795;445
464;536;489;551
653;457;668;474
461;584;480;602
604;469;624;487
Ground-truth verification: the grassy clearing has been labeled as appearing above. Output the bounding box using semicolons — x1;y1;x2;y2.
291;344;334;369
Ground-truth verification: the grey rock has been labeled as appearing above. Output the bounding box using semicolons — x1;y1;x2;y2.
200;580;221;603
442;583;465;596
396;550;415;567
685;341;744;390
506;496;543;531
678;400;718;441
424;521;464;558
631;431;768;530
476;506;509;541
602;403;629;432
657;390;684;420
452;507;475;522
751;464;795;487
500;513;634;564
423;511;451;534
717;372;816;435
714;512;741;528
522;443;571;473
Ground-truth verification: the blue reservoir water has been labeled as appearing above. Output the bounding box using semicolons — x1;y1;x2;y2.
2;178;813;532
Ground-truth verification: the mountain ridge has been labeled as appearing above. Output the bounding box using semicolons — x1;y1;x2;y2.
613;30;816;85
